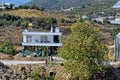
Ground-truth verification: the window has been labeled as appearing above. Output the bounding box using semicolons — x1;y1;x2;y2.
41;36;48;43
26;35;32;43
53;26;55;32
54;35;59;43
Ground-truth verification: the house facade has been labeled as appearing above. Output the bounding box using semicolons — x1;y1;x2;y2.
22;24;62;56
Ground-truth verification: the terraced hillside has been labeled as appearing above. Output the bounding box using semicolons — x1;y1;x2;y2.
0;9;116;48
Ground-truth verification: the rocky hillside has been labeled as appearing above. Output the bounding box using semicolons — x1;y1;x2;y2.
0;62;57;80
0;61;120;80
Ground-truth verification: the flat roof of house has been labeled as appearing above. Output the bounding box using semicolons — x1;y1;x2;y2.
22;43;62;46
22;31;62;35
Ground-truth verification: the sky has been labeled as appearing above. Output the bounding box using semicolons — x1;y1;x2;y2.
1;0;31;6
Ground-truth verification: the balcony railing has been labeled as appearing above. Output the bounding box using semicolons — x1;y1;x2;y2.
41;41;50;43
26;40;60;44
22;42;62;46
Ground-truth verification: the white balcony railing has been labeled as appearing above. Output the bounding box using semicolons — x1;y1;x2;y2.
22;42;62;46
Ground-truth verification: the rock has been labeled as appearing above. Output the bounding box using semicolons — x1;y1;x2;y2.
0;62;56;80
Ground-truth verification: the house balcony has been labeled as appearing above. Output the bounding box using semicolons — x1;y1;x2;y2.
22;42;62;46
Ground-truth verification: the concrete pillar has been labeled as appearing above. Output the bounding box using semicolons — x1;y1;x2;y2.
51;36;53;43
23;35;26;43
59;35;61;43
51;26;53;32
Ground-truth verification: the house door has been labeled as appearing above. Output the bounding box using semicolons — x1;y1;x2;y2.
53;35;59;43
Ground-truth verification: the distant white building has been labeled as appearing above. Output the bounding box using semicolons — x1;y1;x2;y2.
91;17;107;23
0;3;15;10
113;1;120;9
22;23;62;56
114;32;120;61
109;18;120;24
82;15;89;20
61;7;74;11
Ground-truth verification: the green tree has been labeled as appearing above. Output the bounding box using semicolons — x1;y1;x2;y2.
44;17;57;25
27;72;40;80
58;17;108;80
38;7;44;11
60;18;65;23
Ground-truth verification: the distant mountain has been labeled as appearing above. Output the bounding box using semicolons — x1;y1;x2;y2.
25;0;118;10
3;0;31;6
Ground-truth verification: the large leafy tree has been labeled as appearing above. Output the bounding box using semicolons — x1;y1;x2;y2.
58;17;108;80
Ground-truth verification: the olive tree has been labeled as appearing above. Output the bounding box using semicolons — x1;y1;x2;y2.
58;16;108;80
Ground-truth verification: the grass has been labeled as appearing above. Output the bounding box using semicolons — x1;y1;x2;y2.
0;9;69;19
4;9;41;17
0;9;75;25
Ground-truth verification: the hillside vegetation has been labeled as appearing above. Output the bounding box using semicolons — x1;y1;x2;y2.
71;0;118;17
2;9;75;24
26;0;118;10
0;9;76;46
0;9;116;48
2;9;65;18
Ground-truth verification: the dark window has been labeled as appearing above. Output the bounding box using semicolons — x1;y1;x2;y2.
54;35;59;43
53;26;55;32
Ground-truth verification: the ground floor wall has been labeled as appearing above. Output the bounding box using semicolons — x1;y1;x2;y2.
22;46;59;57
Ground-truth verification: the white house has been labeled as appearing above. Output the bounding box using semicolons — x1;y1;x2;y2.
22;24;62;56
22;28;62;47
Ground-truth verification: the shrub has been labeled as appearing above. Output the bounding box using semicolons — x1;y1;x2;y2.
27;71;41;80
0;43;16;55
60;18;65;23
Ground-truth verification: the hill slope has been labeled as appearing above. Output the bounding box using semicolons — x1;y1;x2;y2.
26;0;118;10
